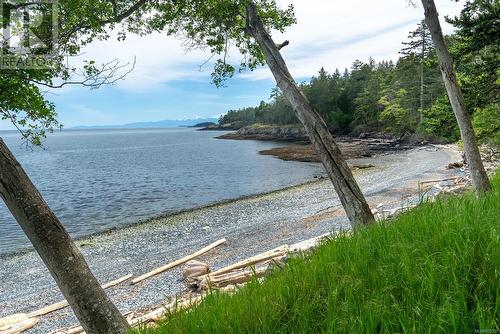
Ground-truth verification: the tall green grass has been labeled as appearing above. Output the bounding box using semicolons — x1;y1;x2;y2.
139;173;499;333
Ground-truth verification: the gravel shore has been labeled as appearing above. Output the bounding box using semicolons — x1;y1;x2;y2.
0;145;460;333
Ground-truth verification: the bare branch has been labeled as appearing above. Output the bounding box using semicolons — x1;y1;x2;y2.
276;40;289;50
198;53;217;71
22;57;136;89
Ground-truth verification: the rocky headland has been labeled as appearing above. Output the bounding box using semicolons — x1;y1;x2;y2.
215;124;309;142
215;123;418;162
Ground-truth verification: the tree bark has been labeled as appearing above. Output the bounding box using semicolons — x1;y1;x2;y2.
420;40;425;123
245;2;374;227
0;139;130;334
421;0;491;194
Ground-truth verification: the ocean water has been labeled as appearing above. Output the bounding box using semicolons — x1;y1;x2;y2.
0;128;323;255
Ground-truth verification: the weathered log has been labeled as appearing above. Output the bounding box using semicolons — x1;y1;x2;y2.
50;325;84;334
289;233;331;253
188;235;336;291
130;295;203;326
101;273;134;289
132;238;226;284
206;245;288;278
186;245;288;291
0;314;28;330
28;273;132;318
0;315;39;334
419;177;460;185
199;267;268;290
446;161;464;169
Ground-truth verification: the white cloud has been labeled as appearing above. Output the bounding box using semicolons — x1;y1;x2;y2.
62;32;213;93
60;0;466;90
239;0;466;80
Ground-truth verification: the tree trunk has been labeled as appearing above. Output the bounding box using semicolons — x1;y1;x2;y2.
0;139;130;334
419;60;424;123
420;38;425;123
245;2;374;227
421;0;491;194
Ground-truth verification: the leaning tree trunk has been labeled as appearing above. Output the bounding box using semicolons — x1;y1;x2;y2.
419;45;425;123
421;0;491;194
245;2;374;227
0;139;130;334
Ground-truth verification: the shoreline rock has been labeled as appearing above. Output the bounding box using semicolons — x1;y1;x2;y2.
198;123;244;131
213;124;427;163
216;124;310;142
259;138;416;163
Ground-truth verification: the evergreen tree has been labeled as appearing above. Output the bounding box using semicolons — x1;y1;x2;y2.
447;0;499;110
400;20;434;122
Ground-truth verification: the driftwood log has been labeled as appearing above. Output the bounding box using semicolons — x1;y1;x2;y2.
50;232;335;334
0;314;39;334
51;295;205;334
196;267;269;290
0;273;132;333
207;245;288;278
188;234;334;291
132;238;226;284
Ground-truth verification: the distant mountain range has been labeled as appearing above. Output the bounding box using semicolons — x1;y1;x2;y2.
71;118;219;129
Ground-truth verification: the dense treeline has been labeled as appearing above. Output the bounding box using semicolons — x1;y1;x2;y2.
220;4;499;145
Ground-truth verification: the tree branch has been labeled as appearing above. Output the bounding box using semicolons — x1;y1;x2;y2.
276;40;289;50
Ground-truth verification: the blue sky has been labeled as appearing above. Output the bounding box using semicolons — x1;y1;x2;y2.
49;76;277;127
1;0;465;129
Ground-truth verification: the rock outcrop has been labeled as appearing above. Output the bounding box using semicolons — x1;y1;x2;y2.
217;124;309;142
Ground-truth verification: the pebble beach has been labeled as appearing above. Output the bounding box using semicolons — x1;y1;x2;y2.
0;145;460;333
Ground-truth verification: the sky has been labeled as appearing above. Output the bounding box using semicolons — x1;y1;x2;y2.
2;0;466;129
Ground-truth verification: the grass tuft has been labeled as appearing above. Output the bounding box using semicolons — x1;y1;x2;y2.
138;173;500;333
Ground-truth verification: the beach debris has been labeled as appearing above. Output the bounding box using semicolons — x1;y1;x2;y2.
198;267;269;290
182;260;210;280
351;164;375;170
418;176;462;185
446;161;464;169
289;233;331;253
0;314;39;334
132;238;227;284
4;239;226;333
188;234;333;291
129;295;203;327
50;325;84;334
187;245;287;291
51;285;247;334
27;273;132;318
53;290;236;334
205;245;288;277
51;233;334;334
0;314;27;330
0;274;132;333
372;176;471;221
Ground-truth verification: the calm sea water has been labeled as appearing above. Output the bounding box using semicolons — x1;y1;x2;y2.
0;128;323;255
